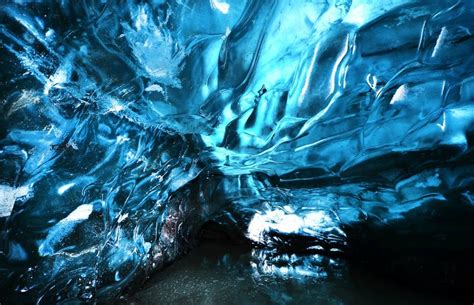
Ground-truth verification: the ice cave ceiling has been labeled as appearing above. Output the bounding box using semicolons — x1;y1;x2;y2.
0;0;473;304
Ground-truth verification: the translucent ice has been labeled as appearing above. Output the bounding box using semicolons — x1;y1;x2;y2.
1;0;473;303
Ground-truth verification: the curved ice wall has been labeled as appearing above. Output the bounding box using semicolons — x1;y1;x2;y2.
1;0;473;303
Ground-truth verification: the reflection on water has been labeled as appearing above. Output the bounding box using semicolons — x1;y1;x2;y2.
120;241;463;305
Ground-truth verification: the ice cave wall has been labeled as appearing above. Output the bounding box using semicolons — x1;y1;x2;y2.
0;0;474;303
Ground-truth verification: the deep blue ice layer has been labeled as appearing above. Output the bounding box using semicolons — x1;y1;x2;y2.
1;0;473;303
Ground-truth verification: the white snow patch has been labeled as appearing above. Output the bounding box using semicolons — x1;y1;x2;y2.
247;209;333;244
390;84;408;105
210;0;230;14
0;185;30;217
145;84;164;93
57;182;75;195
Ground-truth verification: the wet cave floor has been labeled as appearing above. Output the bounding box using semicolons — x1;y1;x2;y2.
118;240;467;305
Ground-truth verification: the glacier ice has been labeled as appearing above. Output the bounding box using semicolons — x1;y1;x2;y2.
1;0;474;303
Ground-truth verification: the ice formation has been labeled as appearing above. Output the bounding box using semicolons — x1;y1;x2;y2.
1;0;473;303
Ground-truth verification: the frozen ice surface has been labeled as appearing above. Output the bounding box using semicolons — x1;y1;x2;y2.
0;0;473;303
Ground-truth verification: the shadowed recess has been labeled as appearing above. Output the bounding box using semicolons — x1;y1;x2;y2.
0;0;473;304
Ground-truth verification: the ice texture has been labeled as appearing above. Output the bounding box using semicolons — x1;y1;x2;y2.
1;0;474;303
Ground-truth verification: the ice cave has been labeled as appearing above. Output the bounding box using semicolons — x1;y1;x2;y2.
0;0;473;304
